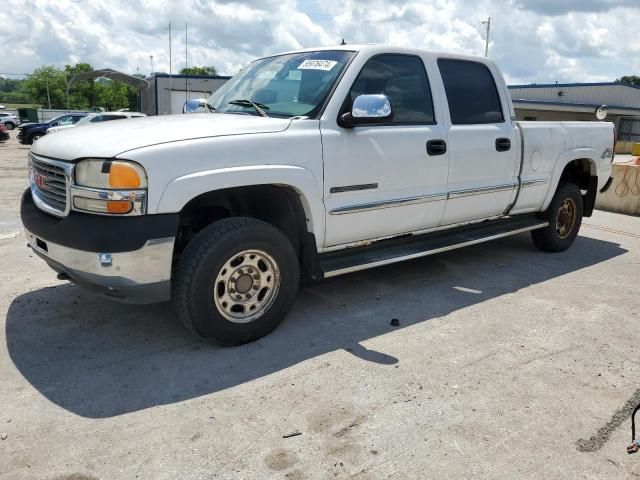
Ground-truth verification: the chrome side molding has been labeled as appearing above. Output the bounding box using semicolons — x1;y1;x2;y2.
447;183;515;199
330;192;447;215
329;180;549;216
521;178;548;188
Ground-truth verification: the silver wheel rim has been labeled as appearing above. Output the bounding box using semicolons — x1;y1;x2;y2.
556;197;576;239
213;249;281;324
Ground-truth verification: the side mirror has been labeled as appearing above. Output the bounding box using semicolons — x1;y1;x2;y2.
183;98;208;114
339;94;392;128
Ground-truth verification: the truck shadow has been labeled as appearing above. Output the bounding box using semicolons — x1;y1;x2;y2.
5;233;627;418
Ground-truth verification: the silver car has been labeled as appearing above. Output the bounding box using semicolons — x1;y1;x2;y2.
0;112;20;130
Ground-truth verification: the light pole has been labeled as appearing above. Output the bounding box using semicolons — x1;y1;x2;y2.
185;21;189;107
167;22;172;113
150;55;155;76
482;17;491;57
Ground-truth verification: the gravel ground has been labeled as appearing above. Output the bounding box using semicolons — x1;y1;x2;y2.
1;131;639;479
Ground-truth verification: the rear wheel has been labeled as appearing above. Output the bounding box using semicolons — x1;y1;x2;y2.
5;122;15;130
173;217;300;345
531;182;583;252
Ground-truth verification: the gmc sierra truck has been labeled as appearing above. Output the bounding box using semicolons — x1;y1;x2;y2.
21;45;615;345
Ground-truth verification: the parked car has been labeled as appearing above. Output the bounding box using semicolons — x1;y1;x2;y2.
17;113;87;144
0;112;20;130
0;104;5;109
47;111;146;133
0;123;8;141
21;44;614;345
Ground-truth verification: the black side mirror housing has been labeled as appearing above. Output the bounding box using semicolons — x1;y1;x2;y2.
338;112;356;129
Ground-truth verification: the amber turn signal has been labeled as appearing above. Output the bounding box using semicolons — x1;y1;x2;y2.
109;163;142;188
106;200;133;214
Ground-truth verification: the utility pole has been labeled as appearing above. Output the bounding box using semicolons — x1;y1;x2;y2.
185;21;189;107
150;55;155;76
45;75;51;110
482;17;491;57
168;21;172;113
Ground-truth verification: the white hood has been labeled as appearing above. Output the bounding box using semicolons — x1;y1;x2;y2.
31;113;292;161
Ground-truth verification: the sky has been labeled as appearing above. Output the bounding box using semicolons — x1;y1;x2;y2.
1;0;639;84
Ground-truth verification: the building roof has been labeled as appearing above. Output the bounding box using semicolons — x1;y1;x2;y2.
69;69;148;90
509;81;640;91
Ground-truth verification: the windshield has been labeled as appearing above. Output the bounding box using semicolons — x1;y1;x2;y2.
75;115;96;125
208;50;355;118
48;114;80;126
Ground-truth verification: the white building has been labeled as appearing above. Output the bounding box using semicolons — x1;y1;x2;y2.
509;82;640;152
140;73;230;116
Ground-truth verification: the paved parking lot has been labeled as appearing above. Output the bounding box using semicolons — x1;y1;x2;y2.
1;131;640;479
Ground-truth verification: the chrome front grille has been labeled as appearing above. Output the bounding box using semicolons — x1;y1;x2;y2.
29;154;72;216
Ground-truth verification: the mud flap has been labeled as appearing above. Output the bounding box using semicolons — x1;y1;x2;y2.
583;176;598;217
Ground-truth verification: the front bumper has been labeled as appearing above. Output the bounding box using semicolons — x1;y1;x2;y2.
21;189;179;304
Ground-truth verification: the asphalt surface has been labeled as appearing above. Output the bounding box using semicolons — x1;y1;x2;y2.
1;131;639;479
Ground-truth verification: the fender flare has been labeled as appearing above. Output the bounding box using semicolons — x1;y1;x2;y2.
156;164;325;244
541;148;598;212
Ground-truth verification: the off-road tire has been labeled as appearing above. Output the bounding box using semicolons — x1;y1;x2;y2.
173;217;300;345
531;182;583;252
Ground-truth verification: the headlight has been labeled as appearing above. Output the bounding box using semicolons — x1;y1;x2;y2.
75;159;147;189
72;159;147;215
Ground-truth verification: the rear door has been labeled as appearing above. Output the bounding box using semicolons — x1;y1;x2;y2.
437;59;519;225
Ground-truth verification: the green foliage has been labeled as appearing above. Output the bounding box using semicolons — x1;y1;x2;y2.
0;78;30;104
4;63;140;110
179;65;218;76
618;75;640;86
22;66;67;108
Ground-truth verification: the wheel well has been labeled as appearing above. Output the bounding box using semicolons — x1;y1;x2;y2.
174;185;320;275
559;158;597;217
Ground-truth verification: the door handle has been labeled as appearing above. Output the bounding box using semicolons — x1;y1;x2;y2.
427;139;447;156
495;137;511;152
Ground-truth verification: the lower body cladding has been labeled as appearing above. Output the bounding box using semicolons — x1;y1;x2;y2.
20;189;178;304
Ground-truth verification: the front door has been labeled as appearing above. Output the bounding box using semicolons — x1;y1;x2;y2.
437;58;519;225
321;54;449;247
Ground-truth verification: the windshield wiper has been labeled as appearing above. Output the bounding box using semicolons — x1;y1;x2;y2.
228;99;270;117
202;100;216;113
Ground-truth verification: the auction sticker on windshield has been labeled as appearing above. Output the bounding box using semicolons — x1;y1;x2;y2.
297;59;337;71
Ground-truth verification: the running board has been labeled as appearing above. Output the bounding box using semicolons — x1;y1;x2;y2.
319;216;548;278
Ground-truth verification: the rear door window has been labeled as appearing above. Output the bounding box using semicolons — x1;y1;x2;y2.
437;59;504;124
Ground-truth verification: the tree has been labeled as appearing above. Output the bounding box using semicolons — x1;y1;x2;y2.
22;66;67;108
179;66;218;76
95;79;136;111
618;75;640;86
0;78;29;104
65;63;95;109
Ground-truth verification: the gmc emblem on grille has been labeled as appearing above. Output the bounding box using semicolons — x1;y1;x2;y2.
34;173;47;190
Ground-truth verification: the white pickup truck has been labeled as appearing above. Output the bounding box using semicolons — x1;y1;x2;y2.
21;44;614;345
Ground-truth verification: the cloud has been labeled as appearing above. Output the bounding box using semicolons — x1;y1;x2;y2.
0;0;638;85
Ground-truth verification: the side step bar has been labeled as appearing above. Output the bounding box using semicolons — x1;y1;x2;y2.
319;216;548;278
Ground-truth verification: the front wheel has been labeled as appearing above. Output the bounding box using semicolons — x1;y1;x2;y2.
531;182;583;252
173;217;300;345
29;133;43;143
